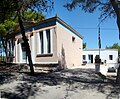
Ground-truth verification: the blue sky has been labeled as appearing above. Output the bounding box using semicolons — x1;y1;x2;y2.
44;0;120;49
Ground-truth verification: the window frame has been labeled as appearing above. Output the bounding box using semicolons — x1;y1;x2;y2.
37;29;53;57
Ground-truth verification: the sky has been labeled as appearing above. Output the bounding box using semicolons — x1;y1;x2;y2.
44;0;120;49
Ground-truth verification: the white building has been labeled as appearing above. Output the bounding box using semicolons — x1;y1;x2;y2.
83;49;118;64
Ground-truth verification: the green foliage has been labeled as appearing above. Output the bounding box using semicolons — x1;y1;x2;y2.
0;10;45;37
0;56;6;63
0;0;16;22
0;0;52;36
0;0;54;23
23;10;45;22
0;20;17;37
4;20;16;31
83;42;86;49
106;43;120;54
0;24;6;35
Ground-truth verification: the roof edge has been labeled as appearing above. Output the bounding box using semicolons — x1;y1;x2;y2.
7;15;83;39
83;49;118;51
56;16;83;39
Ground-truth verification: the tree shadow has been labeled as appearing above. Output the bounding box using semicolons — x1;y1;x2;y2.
106;85;120;99
57;45;67;70
19;69;119;98
1;82;39;99
0;68;120;99
0;72;17;85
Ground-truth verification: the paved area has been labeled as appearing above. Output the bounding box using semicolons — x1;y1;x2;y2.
70;64;117;76
0;67;120;99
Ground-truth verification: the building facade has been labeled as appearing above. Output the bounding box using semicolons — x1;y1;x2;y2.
83;49;118;64
6;16;83;69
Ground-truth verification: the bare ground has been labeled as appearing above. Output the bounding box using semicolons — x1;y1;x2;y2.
0;65;120;99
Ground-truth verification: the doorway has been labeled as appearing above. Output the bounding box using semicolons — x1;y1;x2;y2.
21;43;27;63
88;55;93;63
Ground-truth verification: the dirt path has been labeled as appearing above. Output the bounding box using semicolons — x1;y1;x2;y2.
0;67;120;99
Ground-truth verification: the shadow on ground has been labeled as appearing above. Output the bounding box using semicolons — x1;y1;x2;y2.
0;68;120;99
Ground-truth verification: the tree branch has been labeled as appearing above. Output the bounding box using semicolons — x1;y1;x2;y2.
110;0;120;17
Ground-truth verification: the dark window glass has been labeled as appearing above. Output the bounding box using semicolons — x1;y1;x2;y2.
39;31;44;54
109;55;113;60
46;29;51;53
83;55;86;60
72;36;75;42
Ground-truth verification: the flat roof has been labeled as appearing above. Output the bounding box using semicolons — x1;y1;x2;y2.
83;49;118;51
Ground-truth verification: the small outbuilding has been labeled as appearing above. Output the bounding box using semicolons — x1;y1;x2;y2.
83;49;118;64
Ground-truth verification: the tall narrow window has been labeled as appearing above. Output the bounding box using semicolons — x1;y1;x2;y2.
88;55;91;60
11;40;14;56
109;55;113;60
7;41;10;56
39;31;44;54
46;29;51;53
83;55;86;60
88;54;93;63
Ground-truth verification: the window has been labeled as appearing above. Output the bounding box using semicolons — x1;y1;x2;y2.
72;36;75;42
46;29;51;53
39;31;44;54
88;54;93;63
109;55;113;60
21;42;27;62
8;40;14;56
37;29;52;56
88;55;91;60
83;55;86;60
11;40;14;56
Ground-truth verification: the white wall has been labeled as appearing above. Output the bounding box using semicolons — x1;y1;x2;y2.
83;49;118;64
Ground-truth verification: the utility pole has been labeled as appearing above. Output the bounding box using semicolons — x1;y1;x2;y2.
98;25;101;58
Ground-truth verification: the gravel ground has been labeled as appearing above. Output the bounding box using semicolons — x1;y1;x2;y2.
0;66;120;99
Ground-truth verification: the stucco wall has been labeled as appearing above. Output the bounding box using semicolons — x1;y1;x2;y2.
56;22;83;68
83;49;118;64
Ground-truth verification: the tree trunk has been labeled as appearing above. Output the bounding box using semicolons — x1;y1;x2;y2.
116;14;120;84
116;65;120;84
17;11;34;74
110;0;120;84
116;16;120;84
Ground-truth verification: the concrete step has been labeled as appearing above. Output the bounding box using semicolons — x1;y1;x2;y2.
106;72;117;77
34;64;58;71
